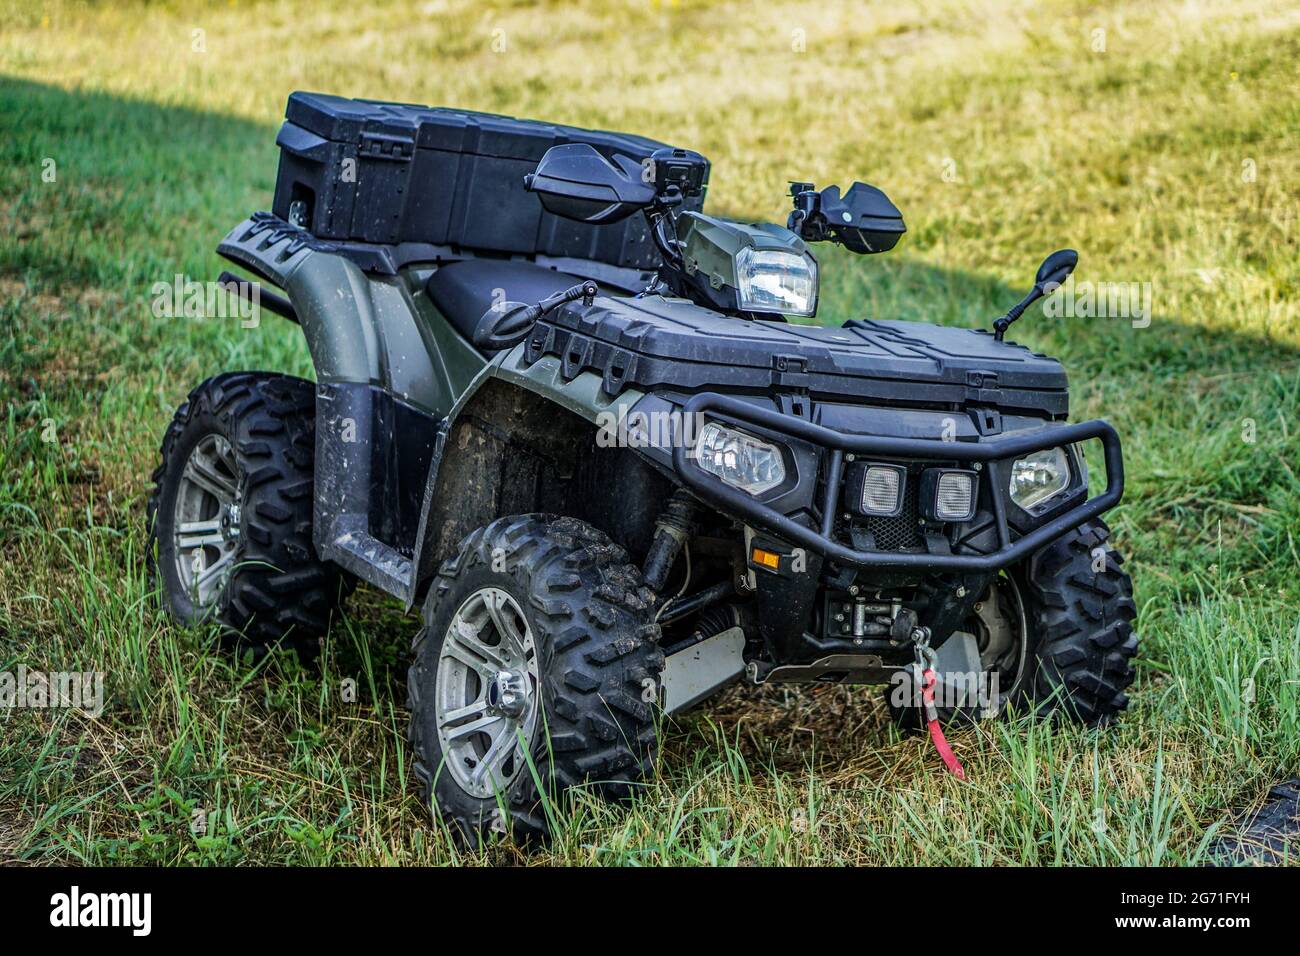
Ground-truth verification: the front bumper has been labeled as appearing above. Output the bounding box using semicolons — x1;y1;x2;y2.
671;392;1124;572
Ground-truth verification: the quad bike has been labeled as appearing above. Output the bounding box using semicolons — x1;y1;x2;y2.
149;93;1138;843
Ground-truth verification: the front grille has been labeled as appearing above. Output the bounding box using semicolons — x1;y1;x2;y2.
860;473;925;551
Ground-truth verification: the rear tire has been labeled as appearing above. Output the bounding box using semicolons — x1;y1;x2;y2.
147;372;350;658
407;515;663;846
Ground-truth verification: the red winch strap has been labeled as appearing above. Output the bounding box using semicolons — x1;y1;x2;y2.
921;667;967;781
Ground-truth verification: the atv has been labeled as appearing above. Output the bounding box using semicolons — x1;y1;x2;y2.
149;92;1139;843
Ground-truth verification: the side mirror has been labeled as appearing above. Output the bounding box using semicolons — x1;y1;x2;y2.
472;302;535;352
1035;249;1078;290
471;279;599;352
524;144;656;224
993;248;1080;341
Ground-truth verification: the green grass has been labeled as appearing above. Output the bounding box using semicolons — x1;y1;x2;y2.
1;0;1298;865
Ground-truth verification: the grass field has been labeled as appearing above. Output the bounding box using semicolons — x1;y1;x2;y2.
1;0;1298;865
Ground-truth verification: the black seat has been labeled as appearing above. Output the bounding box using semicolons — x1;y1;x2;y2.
426;259;585;344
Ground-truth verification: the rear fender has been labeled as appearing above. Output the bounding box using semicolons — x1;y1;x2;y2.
220;215;669;607
218;216;457;597
218;215;454;405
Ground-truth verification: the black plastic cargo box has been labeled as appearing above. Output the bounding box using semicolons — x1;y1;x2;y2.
272;92;709;270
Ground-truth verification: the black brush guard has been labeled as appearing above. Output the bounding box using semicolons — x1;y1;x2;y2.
671;392;1124;572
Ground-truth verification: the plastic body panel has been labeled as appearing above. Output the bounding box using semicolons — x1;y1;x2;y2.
217;214;486;418
521;294;1070;416
216;214;485;599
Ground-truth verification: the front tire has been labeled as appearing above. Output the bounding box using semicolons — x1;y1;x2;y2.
886;520;1138;728
1019;519;1139;725
407;515;664;845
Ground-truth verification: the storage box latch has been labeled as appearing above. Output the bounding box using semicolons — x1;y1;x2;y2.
359;132;415;161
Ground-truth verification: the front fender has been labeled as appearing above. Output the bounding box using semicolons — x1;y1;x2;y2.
406;346;648;608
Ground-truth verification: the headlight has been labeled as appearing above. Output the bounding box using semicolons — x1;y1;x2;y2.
694;422;786;495
920;468;977;522
735;248;817;316
1009;447;1070;509
861;465;903;516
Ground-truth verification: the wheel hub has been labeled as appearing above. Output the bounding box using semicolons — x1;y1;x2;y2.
435;587;540;800
488;670;528;718
970;574;1029;708
173;433;243;608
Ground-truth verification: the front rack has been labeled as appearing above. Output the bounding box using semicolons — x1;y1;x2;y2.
670;392;1124;572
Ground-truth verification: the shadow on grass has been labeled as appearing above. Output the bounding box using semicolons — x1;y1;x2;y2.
0;75;278;290
816;243;1300;384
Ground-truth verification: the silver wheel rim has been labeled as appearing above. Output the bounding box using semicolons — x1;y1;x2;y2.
173;434;242;609
436;587;541;799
